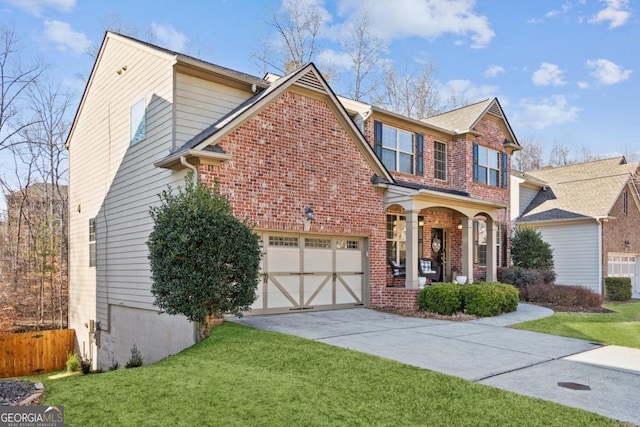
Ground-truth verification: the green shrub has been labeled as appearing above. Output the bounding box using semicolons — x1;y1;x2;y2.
418;283;464;315
604;277;632;301
80;358;92;375
462;282;519;317
511;226;554;271
66;352;80;372
526;284;602;308
125;344;144;369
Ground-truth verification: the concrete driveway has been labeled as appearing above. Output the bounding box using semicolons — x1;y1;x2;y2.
231;304;640;425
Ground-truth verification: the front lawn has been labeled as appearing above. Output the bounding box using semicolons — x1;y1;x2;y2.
38;323;619;426
514;301;640;349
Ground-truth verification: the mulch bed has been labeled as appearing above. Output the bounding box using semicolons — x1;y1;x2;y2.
0;380;38;406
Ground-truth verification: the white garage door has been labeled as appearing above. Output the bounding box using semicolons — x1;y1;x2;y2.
249;233;367;315
607;253;640;296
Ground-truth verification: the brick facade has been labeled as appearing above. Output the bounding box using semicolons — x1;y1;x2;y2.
198;90;389;294
603;182;640;272
197;90;515;310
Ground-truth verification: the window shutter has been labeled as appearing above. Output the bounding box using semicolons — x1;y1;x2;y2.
473;142;479;182
374;120;383;158
415;133;424;175
501;151;508;188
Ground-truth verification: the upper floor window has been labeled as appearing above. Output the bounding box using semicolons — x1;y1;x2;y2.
434;141;447;181
623;191;628;215
130;98;146;144
374;121;423;176
473;143;507;188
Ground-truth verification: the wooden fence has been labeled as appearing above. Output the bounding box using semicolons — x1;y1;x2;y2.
0;329;75;378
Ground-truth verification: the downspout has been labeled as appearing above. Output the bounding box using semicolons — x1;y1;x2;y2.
596;217;604;295
180;156;198;184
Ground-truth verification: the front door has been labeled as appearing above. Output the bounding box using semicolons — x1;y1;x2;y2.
431;228;444;282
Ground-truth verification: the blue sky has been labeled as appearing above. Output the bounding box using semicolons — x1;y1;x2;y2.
1;0;638;162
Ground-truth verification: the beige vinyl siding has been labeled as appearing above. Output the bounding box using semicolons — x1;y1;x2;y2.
536;221;601;294
68;35;182;334
174;73;252;146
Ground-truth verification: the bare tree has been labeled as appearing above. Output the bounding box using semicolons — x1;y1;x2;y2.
340;11;387;101
0;24;46;152
374;58;443;119
512;136;544;172
253;0;329;74
548;141;571;167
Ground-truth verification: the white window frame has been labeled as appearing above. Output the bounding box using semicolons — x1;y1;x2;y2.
434;141;447;181
386;214;406;264
477;146;500;187
130;98;146;144
381;124;413;174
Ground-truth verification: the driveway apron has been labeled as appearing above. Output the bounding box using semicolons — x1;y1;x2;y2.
231;304;640;425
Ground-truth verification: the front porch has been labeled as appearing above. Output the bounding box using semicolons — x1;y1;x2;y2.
380;183;508;290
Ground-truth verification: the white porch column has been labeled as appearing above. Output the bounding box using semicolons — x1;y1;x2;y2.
486;219;497;282
461;217;473;284
405;210;419;289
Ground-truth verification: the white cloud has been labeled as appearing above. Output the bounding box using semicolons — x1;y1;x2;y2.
532;63;566;86
3;0;74;15
545;2;572;18
317;49;352;71
337;0;495;49
442;79;498;104
577;81;590;89
484;65;504;78
589;0;630;29
43;20;91;55
586;58;632;84
514;95;580;130
150;23;189;52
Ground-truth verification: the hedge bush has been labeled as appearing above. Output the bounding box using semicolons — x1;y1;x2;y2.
462;282;519;317
418;282;518;317
418;283;463;315
526;284;602;308
497;267;556;300
604;277;632;301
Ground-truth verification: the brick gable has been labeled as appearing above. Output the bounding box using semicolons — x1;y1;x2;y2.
199;90;388;291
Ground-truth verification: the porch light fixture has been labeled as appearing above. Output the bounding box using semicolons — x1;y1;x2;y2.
304;207;315;221
457;222;463;230
625;240;631;249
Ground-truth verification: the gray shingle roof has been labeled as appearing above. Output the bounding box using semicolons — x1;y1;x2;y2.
518;157;640;222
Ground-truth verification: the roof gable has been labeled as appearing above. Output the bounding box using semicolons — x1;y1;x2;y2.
421;98;520;149
518;158;640;223
156;63;394;182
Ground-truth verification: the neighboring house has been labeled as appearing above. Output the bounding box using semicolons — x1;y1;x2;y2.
511;157;640;297
67;32;520;369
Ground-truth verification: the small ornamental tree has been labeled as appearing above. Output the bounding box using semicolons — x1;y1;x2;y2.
147;174;261;339
510;226;554;272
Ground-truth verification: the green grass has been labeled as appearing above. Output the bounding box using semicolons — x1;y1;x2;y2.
37;323;620;426
514;301;640;349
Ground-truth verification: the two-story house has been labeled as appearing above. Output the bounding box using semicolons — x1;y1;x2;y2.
67;32;520;368
511;157;640;297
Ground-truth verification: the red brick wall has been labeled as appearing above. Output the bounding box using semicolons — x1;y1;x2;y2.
603;181;640;272
198;90;389;300
373;288;420;311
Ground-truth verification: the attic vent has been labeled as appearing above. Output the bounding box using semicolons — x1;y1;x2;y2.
296;70;324;92
487;101;503;118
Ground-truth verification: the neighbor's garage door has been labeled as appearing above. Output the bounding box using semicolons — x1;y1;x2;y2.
608;253;640;295
249;233;366;314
